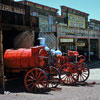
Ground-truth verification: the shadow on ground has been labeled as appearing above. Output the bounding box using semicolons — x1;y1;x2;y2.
86;60;100;69
60;81;100;87
1;79;100;94
3;78;62;94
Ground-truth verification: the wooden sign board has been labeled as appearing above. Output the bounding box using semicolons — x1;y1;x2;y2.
77;42;85;46
60;38;73;42
0;3;25;14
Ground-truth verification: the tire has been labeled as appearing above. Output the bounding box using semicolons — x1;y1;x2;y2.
24;68;48;92
48;66;60;88
60;62;79;85
78;63;90;82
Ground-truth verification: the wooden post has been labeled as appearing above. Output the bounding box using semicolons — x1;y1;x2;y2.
98;39;100;59
75;28;77;51
0;27;5;93
56;24;58;49
88;30;90;62
88;39;90;62
75;38;77;51
75;38;78;62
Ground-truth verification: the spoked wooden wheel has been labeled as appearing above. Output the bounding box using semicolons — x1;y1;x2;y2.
24;68;48;92
60;62;79;85
78;63;90;82
39;49;48;67
56;55;64;69
48;66;60;88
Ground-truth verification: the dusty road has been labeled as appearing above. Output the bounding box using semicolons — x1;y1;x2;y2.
0;68;100;100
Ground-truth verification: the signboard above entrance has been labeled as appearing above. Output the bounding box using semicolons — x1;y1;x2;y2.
68;13;85;29
76;42;85;46
58;25;100;37
60;38;73;42
0;3;25;14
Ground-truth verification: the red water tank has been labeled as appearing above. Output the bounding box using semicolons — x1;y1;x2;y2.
4;46;48;72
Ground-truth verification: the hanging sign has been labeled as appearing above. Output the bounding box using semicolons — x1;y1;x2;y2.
60;38;73;42
76;42;85;46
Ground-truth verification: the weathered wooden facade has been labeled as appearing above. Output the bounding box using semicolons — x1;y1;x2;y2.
88;19;100;31
0;0;39;93
59;6;100;61
61;6;89;28
18;1;65;49
18;1;100;61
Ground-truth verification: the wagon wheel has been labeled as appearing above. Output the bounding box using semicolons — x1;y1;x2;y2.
24;68;48;92
56;55;64;69
39;49;48;67
60;62;79;85
78;63;90;82
48;66;60;88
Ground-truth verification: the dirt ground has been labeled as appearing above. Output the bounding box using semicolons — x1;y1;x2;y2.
0;68;100;100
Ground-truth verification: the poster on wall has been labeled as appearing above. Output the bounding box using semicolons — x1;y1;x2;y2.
68;13;85;28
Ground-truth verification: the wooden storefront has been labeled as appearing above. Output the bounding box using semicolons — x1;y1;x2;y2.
57;25;100;62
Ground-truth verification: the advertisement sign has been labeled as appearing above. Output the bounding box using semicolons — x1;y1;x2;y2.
60;38;73;42
0;3;25;14
68;13;85;28
76;42;85;46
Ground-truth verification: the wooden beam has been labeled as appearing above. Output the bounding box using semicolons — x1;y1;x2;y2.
88;30;90;62
1;23;31;31
98;39;100;59
0;27;5;94
75;38;77;51
88;38;90;62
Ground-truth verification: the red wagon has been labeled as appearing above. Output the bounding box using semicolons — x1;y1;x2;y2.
55;50;90;85
4;46;60;92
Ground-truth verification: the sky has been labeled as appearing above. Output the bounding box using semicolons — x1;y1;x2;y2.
15;0;100;21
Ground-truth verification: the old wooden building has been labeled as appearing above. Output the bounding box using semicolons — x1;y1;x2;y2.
58;6;100;61
18;1;100;62
0;0;100;93
0;0;39;93
18;1;65;48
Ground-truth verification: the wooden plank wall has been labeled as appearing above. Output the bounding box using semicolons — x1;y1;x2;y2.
13;30;34;49
39;32;57;49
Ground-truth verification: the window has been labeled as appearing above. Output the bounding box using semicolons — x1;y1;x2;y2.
63;12;66;18
49;15;53;32
32;12;38;17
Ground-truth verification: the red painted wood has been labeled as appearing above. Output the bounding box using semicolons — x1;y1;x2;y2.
4;46;46;70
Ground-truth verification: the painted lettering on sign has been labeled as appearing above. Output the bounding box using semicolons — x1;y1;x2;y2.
60;38;73;42
68;13;85;28
77;42;85;46
0;3;25;14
